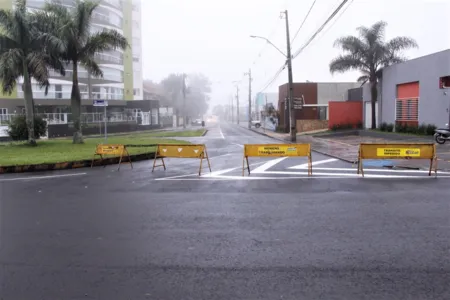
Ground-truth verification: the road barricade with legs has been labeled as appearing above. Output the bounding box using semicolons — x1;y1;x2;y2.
357;143;438;177
242;144;312;176
91;144;133;170
152;144;212;176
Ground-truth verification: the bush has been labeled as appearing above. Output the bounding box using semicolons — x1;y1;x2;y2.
330;124;341;131
7;115;47;141
385;123;394;132
379;122;388;131
426;124;437;135
356;121;363;129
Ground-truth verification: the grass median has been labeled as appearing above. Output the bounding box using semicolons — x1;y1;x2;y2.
0;131;194;166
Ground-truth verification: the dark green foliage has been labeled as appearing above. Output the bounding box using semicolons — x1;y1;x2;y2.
7;115;47;141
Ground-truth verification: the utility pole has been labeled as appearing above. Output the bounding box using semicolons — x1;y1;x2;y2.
244;69;252;129
235;85;240;124
182;73;187;129
281;10;296;142
230;95;234;123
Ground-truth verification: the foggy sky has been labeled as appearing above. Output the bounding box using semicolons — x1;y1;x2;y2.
142;0;450;108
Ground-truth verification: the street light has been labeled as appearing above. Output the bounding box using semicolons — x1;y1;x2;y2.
249;35;287;58
250;10;296;142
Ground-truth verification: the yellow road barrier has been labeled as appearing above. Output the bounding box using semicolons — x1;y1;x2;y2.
243;144;312;176
357;143;437;177
91;144;133;170
152;144;211;176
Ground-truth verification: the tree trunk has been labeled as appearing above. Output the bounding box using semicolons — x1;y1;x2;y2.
22;62;36;146
71;62;83;144
370;79;377;129
175;108;179;126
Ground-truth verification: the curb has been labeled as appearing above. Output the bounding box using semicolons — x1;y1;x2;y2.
0;152;156;174
201;129;208;136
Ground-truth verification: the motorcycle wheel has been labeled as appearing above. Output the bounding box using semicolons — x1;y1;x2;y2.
435;135;446;144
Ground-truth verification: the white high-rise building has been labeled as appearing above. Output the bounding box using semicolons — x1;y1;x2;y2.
5;0;143;101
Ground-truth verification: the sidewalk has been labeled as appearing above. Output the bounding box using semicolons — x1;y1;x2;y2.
237;123;450;171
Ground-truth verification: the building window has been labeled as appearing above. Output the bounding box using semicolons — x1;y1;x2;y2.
395;98;419;121
133;56;139;62
133;88;140;96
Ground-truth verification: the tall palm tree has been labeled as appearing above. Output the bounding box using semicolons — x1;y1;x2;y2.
329;21;418;129
0;0;65;145
40;0;129;144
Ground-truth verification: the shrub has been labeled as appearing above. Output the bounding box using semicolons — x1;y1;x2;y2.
7;115;47;141
356;121;363;129
379;122;388;131
330;124;341;131
426;124;437;135
385;123;394;132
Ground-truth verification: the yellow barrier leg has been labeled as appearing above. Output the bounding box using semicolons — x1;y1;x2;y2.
308;154;312;176
126;149;133;169
151;151;158;172
360;160;364;177
118;152;123;171
204;147;212;172
242;155;245;176
246;157;250;175
199;155;204;176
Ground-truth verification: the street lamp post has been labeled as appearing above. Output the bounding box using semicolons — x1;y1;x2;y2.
250;10;296;142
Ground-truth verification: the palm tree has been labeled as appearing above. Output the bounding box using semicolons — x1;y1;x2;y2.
41;0;129;144
0;0;65;145
329;21;418;129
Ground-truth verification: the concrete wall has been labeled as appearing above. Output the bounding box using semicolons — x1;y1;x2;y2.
317;82;361;105
379;49;450;127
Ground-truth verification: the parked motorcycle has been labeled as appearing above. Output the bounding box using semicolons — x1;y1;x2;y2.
434;123;450;144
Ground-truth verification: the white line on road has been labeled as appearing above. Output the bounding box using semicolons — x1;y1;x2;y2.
252;157;288;173
289;158;337;169
0;172;87;182
156;174;450;181
155;160;267;180
300;167;450;174
231;143;244;148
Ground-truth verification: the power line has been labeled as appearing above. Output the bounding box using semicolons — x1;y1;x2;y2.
256;63;287;93
291;0;317;44
306;0;354;48
292;0;349;59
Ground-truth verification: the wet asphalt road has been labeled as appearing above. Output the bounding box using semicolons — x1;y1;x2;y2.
0;122;449;300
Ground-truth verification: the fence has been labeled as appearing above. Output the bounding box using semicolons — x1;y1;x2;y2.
0;112;148;126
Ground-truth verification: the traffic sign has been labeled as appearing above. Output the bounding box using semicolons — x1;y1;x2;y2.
284;96;304;110
93;100;108;107
293;97;304;110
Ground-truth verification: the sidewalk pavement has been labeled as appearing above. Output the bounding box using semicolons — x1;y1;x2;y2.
237;123;450;171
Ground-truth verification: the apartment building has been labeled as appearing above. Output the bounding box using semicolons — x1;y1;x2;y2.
0;0;143;102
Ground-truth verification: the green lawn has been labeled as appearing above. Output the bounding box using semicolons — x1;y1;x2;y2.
0;133;190;166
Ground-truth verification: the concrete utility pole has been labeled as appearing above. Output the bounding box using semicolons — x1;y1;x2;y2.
230;95;234;123
235;85;240;124
244;69;252;129
182;73;187;129
281;10;296;142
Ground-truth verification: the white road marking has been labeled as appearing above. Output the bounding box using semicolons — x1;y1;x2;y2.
289;158;337;169
155;160;267;180
303;167;450;174
156;175;450;181
0;172;86;182
219;126;225;139
231;143;244;148
252;157;288;173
